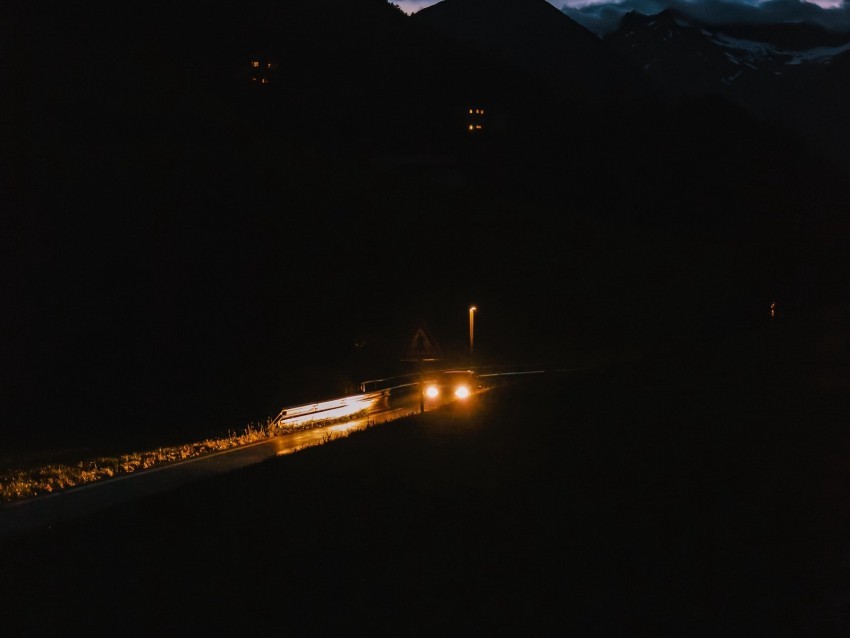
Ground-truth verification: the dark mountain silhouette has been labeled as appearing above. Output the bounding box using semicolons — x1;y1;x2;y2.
605;9;850;172
1;0;564;449
606;10;748;97
414;0;657;107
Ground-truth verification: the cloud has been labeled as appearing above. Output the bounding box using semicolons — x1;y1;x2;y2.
561;0;850;36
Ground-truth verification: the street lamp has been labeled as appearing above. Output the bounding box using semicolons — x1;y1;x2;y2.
469;305;477;361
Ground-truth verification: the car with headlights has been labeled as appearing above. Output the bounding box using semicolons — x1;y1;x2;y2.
424;369;481;402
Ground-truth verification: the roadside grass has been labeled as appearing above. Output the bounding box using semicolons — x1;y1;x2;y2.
0;410;371;505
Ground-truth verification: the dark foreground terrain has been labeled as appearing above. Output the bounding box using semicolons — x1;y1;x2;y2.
3;325;850;636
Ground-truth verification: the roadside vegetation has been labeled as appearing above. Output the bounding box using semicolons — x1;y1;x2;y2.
0;412;372;505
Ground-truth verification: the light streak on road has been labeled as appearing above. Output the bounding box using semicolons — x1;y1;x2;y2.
478;370;547;377
275;392;383;428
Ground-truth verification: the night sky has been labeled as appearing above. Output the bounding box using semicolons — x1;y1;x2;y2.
399;0;850;34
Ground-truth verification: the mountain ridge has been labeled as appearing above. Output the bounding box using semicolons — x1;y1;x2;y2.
415;0;658;106
606;8;850;173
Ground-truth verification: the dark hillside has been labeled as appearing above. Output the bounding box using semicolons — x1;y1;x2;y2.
1;0;846;458
1;0;536;450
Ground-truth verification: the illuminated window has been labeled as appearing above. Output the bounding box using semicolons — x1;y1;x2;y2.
251;60;259;68
466;106;487;132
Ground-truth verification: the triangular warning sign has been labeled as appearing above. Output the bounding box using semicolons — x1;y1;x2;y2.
401;324;442;361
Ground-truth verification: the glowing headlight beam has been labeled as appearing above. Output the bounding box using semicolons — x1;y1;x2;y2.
277;392;381;427
454;385;471;399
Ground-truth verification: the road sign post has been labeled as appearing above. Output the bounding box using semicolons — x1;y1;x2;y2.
419;371;425;414
401;323;442;414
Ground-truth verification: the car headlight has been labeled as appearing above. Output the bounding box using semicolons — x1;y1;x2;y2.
454;385;470;399
425;385;440;399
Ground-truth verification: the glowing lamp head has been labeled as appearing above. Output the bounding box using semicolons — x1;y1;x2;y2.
425;385;440;399
454;385;471;399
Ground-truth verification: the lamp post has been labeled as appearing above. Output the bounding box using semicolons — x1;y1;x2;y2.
468;305;477;362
